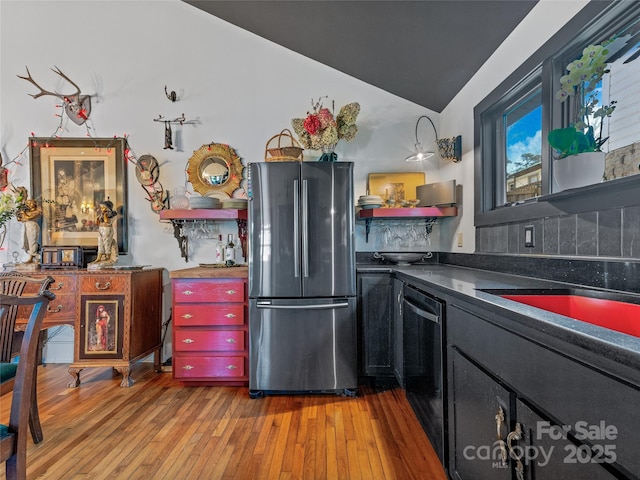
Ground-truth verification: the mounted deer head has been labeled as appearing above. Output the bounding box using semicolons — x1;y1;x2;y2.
17;66;92;125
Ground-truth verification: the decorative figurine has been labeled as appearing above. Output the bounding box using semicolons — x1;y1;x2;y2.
87;199;118;269
15;187;41;270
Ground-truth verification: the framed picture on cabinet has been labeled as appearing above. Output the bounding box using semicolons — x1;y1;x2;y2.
79;295;124;359
29;137;129;255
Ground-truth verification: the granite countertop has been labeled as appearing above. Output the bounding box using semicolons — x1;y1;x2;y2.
358;263;640;382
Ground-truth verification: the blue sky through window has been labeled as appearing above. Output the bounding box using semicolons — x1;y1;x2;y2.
506;105;542;176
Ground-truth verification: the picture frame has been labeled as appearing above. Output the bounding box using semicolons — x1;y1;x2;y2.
79;295;124;359
29;137;128;255
367;172;426;203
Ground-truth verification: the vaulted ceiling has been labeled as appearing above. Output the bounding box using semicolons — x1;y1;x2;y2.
182;0;538;112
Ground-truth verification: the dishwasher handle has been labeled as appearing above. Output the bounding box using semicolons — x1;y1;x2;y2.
403;297;440;323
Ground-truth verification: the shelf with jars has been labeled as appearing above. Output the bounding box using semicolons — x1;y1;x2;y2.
159;209;247;262
357;206;457;242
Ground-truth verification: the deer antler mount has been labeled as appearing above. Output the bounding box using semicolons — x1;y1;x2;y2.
17;66;92;125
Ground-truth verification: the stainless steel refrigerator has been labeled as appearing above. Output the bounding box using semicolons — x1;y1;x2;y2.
248;161;357;397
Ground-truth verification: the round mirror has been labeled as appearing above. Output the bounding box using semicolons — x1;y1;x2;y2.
186;143;244;196
200;157;229;186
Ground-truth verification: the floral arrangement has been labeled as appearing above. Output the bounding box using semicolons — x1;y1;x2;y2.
548;39;617;158
291;97;360;157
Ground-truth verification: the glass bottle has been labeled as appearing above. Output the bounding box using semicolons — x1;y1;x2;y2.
215;234;224;264
234;235;244;264
225;233;235;266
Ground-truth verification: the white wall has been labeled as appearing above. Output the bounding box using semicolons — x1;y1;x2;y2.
0;0;444;266
438;0;590;251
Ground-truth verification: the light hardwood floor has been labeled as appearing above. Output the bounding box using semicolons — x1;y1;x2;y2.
0;363;447;480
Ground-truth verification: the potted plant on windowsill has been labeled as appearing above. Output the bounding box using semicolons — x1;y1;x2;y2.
548;40;617;190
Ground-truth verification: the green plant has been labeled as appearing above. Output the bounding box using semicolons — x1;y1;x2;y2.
0;189;22;230
548;40;617;158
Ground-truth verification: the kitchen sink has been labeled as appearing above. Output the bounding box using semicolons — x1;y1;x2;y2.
479;288;640;338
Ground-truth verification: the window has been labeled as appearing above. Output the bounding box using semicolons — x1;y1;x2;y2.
475;1;640;227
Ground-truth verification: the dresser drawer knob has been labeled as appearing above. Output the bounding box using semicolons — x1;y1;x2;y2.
183;290;193;295
182;365;194;370
225;364;237;370
50;282;64;291
225;313;236;318
47;304;63;313
182;338;195;344
95;281;111;290
225;338;236;343
225;290;236;295
181;314;193;319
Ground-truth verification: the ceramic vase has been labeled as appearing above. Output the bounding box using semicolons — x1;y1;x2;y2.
553;151;605;192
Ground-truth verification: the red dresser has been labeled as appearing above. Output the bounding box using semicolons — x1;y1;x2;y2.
170;266;248;386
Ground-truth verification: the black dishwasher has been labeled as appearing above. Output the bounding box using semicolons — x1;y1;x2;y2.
403;283;446;465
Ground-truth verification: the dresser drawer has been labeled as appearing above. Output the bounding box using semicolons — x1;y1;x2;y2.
173;279;245;303
21;273;76;296
173;356;245;378
174;304;244;326
81;274;127;293
42;294;76;321
174;330;244;352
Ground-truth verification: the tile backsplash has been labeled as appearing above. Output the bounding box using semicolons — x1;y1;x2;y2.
476;205;640;259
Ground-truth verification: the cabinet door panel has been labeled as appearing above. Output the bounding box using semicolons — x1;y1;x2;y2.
516;399;618;480
174;330;244;352
358;273;393;376
449;349;512;480
174;279;245;303
173;304;244;326
174;356;245;378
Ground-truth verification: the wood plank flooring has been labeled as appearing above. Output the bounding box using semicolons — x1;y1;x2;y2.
0;363;447;479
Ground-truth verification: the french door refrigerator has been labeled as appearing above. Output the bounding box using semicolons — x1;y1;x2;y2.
248;161;356;398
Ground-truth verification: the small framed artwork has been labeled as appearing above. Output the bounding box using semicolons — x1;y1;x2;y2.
368;172;426;203
29;137;128;255
79;295;124;359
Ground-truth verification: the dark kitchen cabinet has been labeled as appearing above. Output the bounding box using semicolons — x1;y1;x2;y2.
357;272;394;377
448;301;633;480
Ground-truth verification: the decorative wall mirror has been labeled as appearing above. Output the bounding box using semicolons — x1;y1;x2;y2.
186;143;243;197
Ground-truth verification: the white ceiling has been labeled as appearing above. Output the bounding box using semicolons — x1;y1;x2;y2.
182;0;538;112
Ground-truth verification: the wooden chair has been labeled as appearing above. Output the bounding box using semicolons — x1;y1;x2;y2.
0;292;54;480
0;273;54;444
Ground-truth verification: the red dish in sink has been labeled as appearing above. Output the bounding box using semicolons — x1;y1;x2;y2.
502;294;640;338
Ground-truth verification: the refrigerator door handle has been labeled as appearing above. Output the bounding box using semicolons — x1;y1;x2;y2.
293;179;300;278
302;179;309;278
256;301;350;310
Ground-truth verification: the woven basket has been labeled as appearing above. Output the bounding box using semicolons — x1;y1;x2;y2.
265;129;304;162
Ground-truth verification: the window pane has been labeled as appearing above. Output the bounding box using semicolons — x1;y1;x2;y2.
504;89;542;204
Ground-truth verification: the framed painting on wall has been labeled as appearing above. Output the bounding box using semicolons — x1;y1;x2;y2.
79;295;124;359
29;137;128;255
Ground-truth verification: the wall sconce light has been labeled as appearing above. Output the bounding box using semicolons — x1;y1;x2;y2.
405;115;462;163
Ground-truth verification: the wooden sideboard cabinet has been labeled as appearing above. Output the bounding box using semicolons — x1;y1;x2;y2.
15;268;164;388
170;266;248;386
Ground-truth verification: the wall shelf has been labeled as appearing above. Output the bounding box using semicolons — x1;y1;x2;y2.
357;206;458;242
159;209;247;262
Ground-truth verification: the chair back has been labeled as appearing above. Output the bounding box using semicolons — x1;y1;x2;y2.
0;291;54;478
0;274;54;363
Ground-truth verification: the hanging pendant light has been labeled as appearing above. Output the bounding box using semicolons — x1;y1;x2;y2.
405;115;462;163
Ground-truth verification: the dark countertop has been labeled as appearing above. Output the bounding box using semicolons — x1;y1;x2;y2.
357;263;640;384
